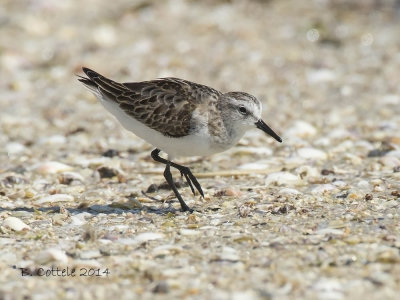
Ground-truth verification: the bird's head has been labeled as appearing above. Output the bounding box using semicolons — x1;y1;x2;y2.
221;92;282;143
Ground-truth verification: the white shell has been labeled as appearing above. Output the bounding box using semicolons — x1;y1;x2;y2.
2;217;30;231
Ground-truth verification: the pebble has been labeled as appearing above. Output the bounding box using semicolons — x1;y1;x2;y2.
312;278;343;300
238;162;273;170
2;217;30;231
314;137;331;147
70;212;91;226
102;149;119;157
296;166;319;179
72;259;102;269
72;157;110;168
134;232;164;243
238;204;251;217
38;135;67;145
286;121;317;138
328;129;351;140
297;147;327;160
32;161;73;174
97;166;120;178
331;140;354;153
35;248;68;265
219;247;240;262
92;24;117;47
311;184;337;195
230;146;273;156
79;250;102;259
344;153;363;165
380;156;400;168
382;94;400;105
152;245;183;256
217;188;242;197
180;229;201;236
278;188;301;195
332;180;348;189
5;142;26;155
35;194;74;205
265;172;303;186
58;172;84;184
315;228;344;236
307;69;336;83
152;281;169;294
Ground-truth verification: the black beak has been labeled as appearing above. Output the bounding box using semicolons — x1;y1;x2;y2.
255;120;282;143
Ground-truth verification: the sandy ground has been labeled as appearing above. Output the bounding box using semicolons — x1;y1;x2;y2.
1;0;400;299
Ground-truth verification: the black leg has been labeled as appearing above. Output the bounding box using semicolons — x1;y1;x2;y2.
151;148;202;212
169;162;204;198
163;163;192;212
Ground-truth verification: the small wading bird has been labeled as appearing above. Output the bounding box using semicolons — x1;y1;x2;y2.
78;67;282;212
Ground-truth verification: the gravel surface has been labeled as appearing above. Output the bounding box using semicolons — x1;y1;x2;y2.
1;0;400;299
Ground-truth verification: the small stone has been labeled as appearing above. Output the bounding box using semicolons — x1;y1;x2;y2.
2;217;30;231
58;172;84;185
135;232;164;243
2;175;26;186
271;204;295;214
391;191;399;198
365;194;373;201
152;245;183;256
97;166;119;178
32;161;73;174
357;180;370;189
379;156;400;168
368;148;390;158
79;250;102;259
215;187;242;197
35;194;74;205
311;184;337;195
39;135;67;145
321;169;335;176
382;94;400;105
297;147;327;160
265;172;303;186
109;198;143;210
296;165;319;179
70;212;90;226
219;247;240;262
374;185;384;192
307;69;336;83
238;204;251;217
286;121;317;138
315;228;344;236
344;153;362;165
93;24;117;47
153;281;169;294
386;150;400;158
180;229;200;236
278;188;301;195
35;248;68;265
102;149;119;157
5;142;26;155
146;184;158;193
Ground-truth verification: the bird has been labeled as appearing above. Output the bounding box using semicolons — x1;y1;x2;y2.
78;67;282;212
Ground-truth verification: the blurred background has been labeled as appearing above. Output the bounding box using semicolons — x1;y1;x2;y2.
1;0;399;133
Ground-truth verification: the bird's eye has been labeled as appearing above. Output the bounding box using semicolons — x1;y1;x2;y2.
238;106;247;115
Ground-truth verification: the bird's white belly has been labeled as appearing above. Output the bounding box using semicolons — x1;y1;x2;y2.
99;98;226;159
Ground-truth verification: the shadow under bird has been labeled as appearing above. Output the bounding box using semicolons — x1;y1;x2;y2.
78;67;282;212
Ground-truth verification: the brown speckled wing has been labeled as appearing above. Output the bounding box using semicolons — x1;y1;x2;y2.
81;68;221;137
